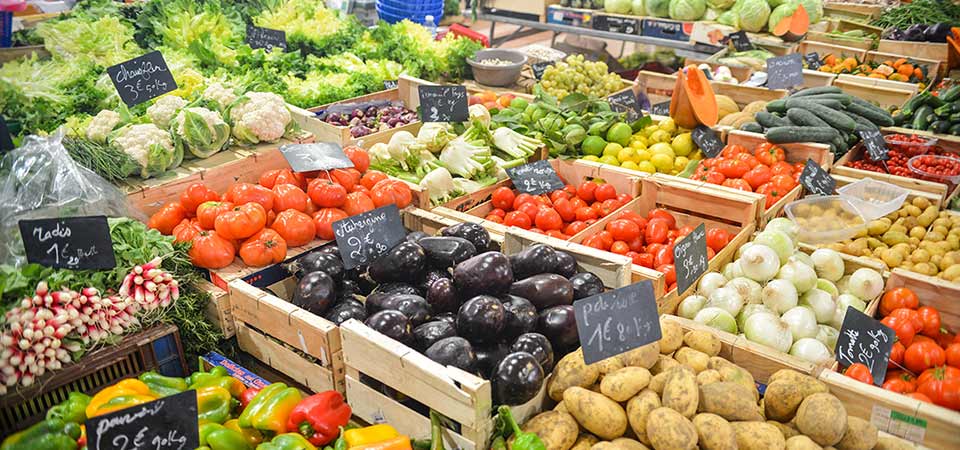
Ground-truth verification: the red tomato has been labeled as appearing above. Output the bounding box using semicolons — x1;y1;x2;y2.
883;315;917;347
626;236;645;252
889;341;906;369
485;215;504;223
702;171;725;185
722;178;752;192
513;193;535;210
721;144;747;158
360;171;388;190
553;197;577;222
610;241;630;255
742;166;772;190
647;209;676;229
654;245;674;266
845;363;874;384
734;152;760;169
705;228;731;252
488;208;507;218
179;183;220;216
632;253;654;268
582;235;607;250
616;193;632;204
880;287;920;316
577;181;599;202
597;231;614;249
569;197;587;210
917;306;942;337
549;190;569;204
946;343;960;368
607;219;640;241
329;168;360;191
371;179;413;208
883;378;915;393
917;366;960;410
535;208;563;231
658;264;676;285
889;308;923;334
148;202;187;235
594;183;617;202
343;146;370;173
907;392;933;403
504;211;532;229
770;161;795;175
599;199;622;217
756;182;786;210
564;221;588;236
343;192;375;216
754;142;785;166
307;179;347;208
518;202;542;221
770;174;797;191
646;243;666;256
618;211;648;230
645;219;670;244
492;187;516;210
312;208;348;240
273;183;309;213
575;206;598;222
716;159;750;178
226;183;275;211
904;340;946;374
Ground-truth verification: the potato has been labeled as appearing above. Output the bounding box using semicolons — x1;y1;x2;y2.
600;367;652;402
767;420;800;439
873;436;916;450
699;382;763;421
570;434;600;450
692;413;736;450
619;341;660;369
648;371;669;395
594;355;625;375
696;369;722;386
795;393;847;447
590;438;650;450
549;349;601;401
732;421;786;450
764;376;829;422
659;320;684;354
519;410;579;450
564;387;628;440
785;435;822;450
835;416;877;450
645;407;698;450
627;390;660;446
661;366;698;418
682;330;721;356
708;357;758;401
651;355;680;375
554;402;569;413
674;347;709;373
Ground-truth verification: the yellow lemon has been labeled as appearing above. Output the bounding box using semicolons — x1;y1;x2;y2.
617;147;637;163
633;135;649;147
603;143;623;158
674;156;690;172
649;129;672;144
649;142;675;159
689;149;704;161
620;161;640;171
581;155;601;163
671;132;694;157
629;139;647;150
657;117;677;134
642;125;660;137
635;149;652;162
636;161;657;174
651;153;673;172
599;155;620;165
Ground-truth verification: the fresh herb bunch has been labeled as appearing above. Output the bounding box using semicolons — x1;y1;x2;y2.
871;0;960;29
63;135;140;183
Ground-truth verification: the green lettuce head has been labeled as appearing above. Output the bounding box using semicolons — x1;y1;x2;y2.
174;107;231;158
669;0;707;20
707;0;736;10
605;0;633;14
738;0;771;32
797;0;822;23
645;0;671;17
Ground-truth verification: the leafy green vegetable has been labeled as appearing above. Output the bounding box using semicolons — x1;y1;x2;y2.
35;16;141;66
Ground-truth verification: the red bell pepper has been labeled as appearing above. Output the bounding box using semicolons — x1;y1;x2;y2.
286;391;351;446
240;387;261;411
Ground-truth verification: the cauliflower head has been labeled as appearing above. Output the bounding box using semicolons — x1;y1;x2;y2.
85;110;121;143
175;107;231;158
147;95;188;128
227;92;292;144
110;124;182;179
203;82;238;110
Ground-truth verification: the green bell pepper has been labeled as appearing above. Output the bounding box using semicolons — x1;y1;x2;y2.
139;372;187;397
200;423;253;450
46;392;91;424
257;433;317;450
197;386;234;425
1;419;81;450
189;365;245;398
497;406;545;450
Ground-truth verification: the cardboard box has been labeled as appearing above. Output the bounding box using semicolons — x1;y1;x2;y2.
641;18;693;42
546;5;592;28
591;12;640;35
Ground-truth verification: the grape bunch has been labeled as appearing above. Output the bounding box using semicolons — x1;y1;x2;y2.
538;55;624;99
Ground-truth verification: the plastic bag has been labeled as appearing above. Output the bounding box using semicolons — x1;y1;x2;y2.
0;131;138;266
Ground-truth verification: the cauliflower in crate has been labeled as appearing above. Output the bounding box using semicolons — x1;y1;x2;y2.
147;95;188;128
109;124;183;179
203;82;238;110
227;92;295;144
173;107;231;158
85;110;122;143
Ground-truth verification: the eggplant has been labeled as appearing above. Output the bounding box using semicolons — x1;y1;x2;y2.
364;310;413;345
509;274;574;309
473;343;509;378
337;279;360;299
380;294;431;326
905;24;927;41
500;295;538;342
491;352;544;406
372;282;421;296
434;312;457;327
510;244;558;280
418;269;451;293
318;244;339;255
418;237;477;269
413;320;457;351
884;27;905;41
457;295;506;344
291;271;336;316
454;252;513;297
368;241;426;283
426;277;460;314
364;291;394;314
553;251;578;279
406;231;429;242
425;336;477;372
926;23;951;42
569;272;604;300
287;251;343;280
511;332;555;373
324;301;368;325
440;222;491;252
537;305;579;354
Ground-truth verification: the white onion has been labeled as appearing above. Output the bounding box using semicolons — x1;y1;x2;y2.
698;272;727;298
836;275;851;294
816;279;839;297
811;248;845;282
791;251;815;269
726;277;762;305
816;325;840;352
790;338;832;364
781;306;819;340
744;312;793;353
723;261;744;280
762;279;798;314
830;294;867;329
777;258;818;293
736;242;754;260
766;217;799;241
754;230;795;264
848;268;884;301
678;295;707;320
740;245;781;282
738;304;773;332
707;286;745;316
800;288;836;324
694;307;738;334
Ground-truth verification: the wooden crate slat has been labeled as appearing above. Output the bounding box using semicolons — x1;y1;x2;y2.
236;324;340;394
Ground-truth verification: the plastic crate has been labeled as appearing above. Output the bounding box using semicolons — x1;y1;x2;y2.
837;177;909;221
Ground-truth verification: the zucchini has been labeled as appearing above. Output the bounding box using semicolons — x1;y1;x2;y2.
765;126;840;144
913;105;934;130
740;122;764;133
787;108;830;128
766;99;787;114
942;85;960;103
931;120;951;134
831;135;849;155
845;102;894;127
756;111;791;128
842;111;879;132
898;91;933;117
784;98;857;133
796;93;853;105
791;86;843;97
949;123;960;135
892;110;907;126
797;99;845;110
935;103;960;116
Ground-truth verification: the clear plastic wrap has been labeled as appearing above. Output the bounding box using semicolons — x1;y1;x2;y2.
0;132;138;266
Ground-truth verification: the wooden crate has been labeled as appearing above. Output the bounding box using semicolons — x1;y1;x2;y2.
864;52;940;87
878;40;951;76
798;41;870;61
197;280;236;338
236;323;343;394
802;69;838;89
806;31;876;51
884;268;960;331
634;70;788;107
292;87;422;148
833;75;917;110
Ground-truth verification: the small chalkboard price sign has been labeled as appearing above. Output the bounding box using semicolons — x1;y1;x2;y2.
246;24;287;51
692;125;723;158
800;158;836;196
766;53;804;90
506;160;566;195
859;129;890;161
673;224;708;295
280;142;354;172
333;204;406;269
0;116;13;153
19;216;116;270
574;280;662;365
418;85;469;123
727;31;754;51
804;52;822;70
532;62;552;80
383;79;399;89
85;390;199;450
607;90;643;121
836;307;896;386
107;51;178;107
650;101;671;116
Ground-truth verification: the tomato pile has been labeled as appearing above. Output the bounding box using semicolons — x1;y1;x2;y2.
147;146;413;269
844;286;960;411
484;181;632;240
844;134;960;184
468;90;516;110
688;143;802;210
909;154;960;180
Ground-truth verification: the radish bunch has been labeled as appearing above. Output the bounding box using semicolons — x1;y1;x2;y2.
120;258;180;311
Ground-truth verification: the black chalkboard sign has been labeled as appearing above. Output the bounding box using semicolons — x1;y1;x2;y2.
532;62;552;80
835;307;896;386
673;224;708;295
650;101;671;116
333;204;406;270
85;390;199;450
107;51;178;107
728;31;754;51
692;125;723;158
800;158;835;196
766;53;804;90
280;142;354;172
418;85;469;123
859;129;890;162
804;52;822;70
506;160;566;195
246;24;287;51
383;80;399;90
574;280;662;365
0;116;13;153
19;216;116;270
607;90;642;121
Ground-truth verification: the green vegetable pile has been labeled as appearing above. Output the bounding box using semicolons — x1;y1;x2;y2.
871;0;960;29
893;85;960;135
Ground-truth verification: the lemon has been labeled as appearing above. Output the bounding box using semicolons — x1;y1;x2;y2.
651;154;673;172
581;136;607;156
658;117;677;134
649;142;675;159
617;147;637;163
689;149;703;161
581;155;601;162
633;135;649;147
649;129;672;144
603;143;623;157
606;122;633;146
674;156;690;172
636;161;657;174
629;139;647;150
671;132;694;157
620;161;640;171
642;125;659;137
635;149;652;162
600;155;620;166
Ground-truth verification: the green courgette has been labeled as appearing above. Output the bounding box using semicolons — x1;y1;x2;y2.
913;105;935;130
935;103;960;116
787;108;830;128
892;110;907;126
845;102;894;127
842;111;880;132
931;120;951;134
948;123;960;135
740;122;764;133
791;86;843;97
756;111;792;128
766;99;787;114
765;126;840;144
899;91;934;117
796;93;853;105
784;98;857;133
942;85;960;103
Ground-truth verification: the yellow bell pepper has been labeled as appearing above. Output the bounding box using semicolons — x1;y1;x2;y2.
85;379;157;418
344;425;400;448
224;419;263;446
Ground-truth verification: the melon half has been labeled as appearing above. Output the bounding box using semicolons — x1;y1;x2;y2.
770;3;809;42
669;65;718;129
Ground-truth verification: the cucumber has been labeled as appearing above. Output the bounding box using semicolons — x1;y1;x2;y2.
949;123;960;135
932;120;951;134
784;98;857;133
797;93;853;105
791;86;843;97
943;86;960;103
842;110;879;132
892;110;906;126
831;135;849;155
797;99;845;110
787;108;830;128
740;122;764;133
756;111;791;128
845;102;894;127
765;126;840;144
913;105;934;130
766;99;787;114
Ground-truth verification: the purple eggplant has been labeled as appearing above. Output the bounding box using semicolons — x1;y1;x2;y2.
454;252;513;297
457;295;506;344
500;295;538;341
491;352;544;405
509;274;574;309
425;337;477;372
413;320;457;351
537;305;578;354
292;271;335;316
365;310;413;345
510;244;559;280
511;332;554;373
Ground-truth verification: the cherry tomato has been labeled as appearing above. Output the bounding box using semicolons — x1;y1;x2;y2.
504;211;532;229
491;187;515;210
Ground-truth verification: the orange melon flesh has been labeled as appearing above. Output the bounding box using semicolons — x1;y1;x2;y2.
670;69;697;128
684;66;718;127
773;4;808;42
